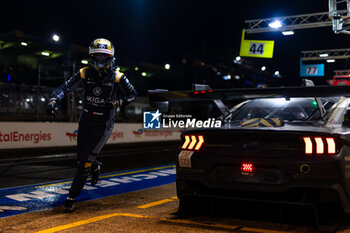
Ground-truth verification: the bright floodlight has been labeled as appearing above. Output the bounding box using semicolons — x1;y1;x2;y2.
52;34;60;42
274;71;280;76
40;97;46;102
319;53;329;57
81;59;88;64
282;30;294;36
141;72;147;77
222;75;231;80
268;20;282;29
327;59;335;63
20;42;28;46
235;56;241;61
261;66;266;71
25;98;30;102
164;64;170;70
41;51;50;56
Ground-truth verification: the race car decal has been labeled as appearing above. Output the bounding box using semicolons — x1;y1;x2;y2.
0;165;176;218
240;118;284;127
178;151;194;168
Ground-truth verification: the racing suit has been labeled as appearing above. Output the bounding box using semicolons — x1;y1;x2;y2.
50;66;136;198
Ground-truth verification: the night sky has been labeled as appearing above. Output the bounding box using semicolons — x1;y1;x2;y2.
1;0;350;85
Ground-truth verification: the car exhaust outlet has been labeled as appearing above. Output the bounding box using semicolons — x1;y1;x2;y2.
299;163;311;174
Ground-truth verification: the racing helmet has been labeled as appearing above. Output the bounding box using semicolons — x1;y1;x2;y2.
89;38;115;71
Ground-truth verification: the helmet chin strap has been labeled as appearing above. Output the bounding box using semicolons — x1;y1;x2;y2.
98;69;107;77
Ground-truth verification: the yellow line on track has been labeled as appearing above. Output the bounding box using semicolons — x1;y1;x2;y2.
161;219;290;233
100;165;175;179
36;165;175;188
240;227;290;233
160;218;241;231
35;213;154;233
35;211;291;233
137;196;178;209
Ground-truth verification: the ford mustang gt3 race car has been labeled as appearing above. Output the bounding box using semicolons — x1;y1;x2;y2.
149;82;350;216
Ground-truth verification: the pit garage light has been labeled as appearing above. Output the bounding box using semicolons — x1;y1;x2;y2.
282;30;294;36
81;59;88;65
141;72;147;77
274;71;280;76
52;34;60;42
25;98;30;102
235;56;241;61
327;59;335;63
182;135;204;151
164;64;170;70
20;42;28;46
261;66;266;71
79;100;83;104
222;75;231;80
319;53;329;57
268;20;282;29
41;51;50;57
40;97;46;102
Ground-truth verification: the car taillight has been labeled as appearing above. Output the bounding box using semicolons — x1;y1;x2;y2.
181;135;204;151
302;136;340;155
241;163;254;173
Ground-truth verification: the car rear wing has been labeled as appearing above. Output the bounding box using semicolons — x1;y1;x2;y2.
148;84;350;114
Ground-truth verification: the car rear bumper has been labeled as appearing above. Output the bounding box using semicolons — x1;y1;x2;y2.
176;176;350;213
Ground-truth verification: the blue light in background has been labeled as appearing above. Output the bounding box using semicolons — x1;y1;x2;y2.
7;74;10;82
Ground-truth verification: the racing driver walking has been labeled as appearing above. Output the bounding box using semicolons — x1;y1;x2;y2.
46;38;137;212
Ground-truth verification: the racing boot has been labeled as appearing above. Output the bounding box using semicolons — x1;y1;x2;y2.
64;197;75;213
91;161;103;186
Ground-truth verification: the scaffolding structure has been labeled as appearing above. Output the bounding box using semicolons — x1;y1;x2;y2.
301;48;350;60
245;0;350;35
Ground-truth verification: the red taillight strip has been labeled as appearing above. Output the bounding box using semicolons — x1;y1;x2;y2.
303;136;339;155
188;135;197;150
314;137;324;154
181;135;190;149
303;137;313;155
326;137;336;154
182;135;205;150
194;135;204;150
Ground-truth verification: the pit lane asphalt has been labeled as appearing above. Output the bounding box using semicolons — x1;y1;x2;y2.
0;183;329;233
0;142;178;189
2;144;350;232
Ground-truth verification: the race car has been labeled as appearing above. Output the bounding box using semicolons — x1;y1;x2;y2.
149;81;350;217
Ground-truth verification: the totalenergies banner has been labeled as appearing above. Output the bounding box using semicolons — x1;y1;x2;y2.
0;122;181;149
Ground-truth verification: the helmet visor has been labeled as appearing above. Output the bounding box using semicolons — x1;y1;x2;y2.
90;53;113;69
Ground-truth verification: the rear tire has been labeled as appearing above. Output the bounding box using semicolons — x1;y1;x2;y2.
177;196;195;218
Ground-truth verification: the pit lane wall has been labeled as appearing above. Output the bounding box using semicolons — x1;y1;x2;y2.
0;122;181;149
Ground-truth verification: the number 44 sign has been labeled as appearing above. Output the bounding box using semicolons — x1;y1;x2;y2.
239;29;275;58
